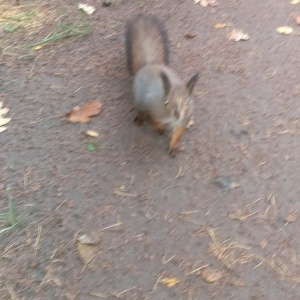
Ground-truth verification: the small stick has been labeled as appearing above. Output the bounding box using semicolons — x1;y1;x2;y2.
98;222;122;233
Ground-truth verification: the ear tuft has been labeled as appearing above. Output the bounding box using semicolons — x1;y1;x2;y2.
161;72;171;96
187;72;199;94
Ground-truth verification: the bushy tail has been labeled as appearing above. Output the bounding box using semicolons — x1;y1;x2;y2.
125;14;169;75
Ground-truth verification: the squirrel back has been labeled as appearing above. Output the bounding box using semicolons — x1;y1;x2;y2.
125;14;169;75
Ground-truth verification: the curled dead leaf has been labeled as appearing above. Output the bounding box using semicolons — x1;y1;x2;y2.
66;100;102;123
200;267;224;283
228;29;250;41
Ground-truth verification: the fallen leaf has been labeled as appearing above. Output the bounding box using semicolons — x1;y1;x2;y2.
0;101;11;132
195;0;218;7
187;118;195;129
78;3;96;15
295;15;300;25
229;277;246;286
285;210;298;223
86;142;97;151
85;130;99;137
34;45;44;50
201;267;224;283
0;117;10;126
215;176;240;192
77;241;98;265
291;0;300;4
213;23;227;29
66;100;102;123
185;32;198;38
228;29;250;41
160;277;180;287
78;234;99;245
276;26;293;35
0;107;9;116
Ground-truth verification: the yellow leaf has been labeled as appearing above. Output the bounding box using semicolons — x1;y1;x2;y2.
291;0;300;4
213;23;227;29
276;26;293;34
34;45;44;50
77;242;98;265
160;277;180;287
85;130;99;137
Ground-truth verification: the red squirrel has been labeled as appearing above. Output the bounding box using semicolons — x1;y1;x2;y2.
125;15;199;156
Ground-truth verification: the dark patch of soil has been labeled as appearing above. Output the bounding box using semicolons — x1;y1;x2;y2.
1;0;300;299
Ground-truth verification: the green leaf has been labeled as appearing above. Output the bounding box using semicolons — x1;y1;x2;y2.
86;143;96;151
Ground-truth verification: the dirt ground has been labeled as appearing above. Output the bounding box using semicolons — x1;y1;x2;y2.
1;0;300;299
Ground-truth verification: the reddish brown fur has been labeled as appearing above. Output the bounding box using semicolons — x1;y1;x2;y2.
125;15;169;75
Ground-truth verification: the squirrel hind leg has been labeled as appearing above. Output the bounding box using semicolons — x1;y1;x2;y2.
134;111;149;126
151;118;166;135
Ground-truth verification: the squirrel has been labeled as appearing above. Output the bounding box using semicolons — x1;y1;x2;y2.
125;14;199;156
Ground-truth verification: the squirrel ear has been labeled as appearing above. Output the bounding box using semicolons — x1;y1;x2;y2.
160;71;171;96
187;72;199;94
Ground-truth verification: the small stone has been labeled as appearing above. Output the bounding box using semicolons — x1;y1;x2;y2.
103;0;112;7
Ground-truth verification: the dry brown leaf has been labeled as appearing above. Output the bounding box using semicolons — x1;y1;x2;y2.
295;15;300;25
77;241;98;265
228;29;250;41
85;130;100;137
200;267;224;283
285;210;298;223
66;100;102;123
276;26;293;35
160;277;180;287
